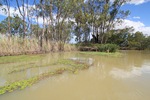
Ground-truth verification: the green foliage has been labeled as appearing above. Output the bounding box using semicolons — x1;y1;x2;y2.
128;31;146;50
76;43;93;47
0;77;38;95
144;36;150;50
107;29;150;50
30;24;41;38
107;28;131;46
97;44;119;52
0;16;24;35
75;0;130;44
77;42;119;53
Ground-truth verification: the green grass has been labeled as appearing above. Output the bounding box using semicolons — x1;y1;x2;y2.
79;51;122;57
0;54;45;64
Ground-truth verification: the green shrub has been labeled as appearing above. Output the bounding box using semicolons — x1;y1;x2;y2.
76;43;93;47
128;41;142;50
76;43;119;52
97;44;119;52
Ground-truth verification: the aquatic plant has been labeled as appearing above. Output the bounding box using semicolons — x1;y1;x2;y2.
0;59;91;95
0;77;38;95
8;62;57;74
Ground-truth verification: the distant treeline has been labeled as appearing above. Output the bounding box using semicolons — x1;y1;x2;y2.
0;0;149;53
78;30;150;51
107;30;150;50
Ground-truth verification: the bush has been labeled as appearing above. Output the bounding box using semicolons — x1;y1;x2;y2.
97;44;119;52
76;43;119;52
76;43;93;48
128;41;142;50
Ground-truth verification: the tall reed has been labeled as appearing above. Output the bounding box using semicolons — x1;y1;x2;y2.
0;35;76;56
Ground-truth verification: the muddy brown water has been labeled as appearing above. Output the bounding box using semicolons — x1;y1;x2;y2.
0;51;150;100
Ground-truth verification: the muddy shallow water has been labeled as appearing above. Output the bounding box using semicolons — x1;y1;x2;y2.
0;51;150;100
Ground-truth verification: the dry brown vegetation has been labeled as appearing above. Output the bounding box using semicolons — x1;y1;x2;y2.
0;36;76;56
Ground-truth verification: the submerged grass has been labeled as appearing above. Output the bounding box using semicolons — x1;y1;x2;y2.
0;59;90;95
80;51;122;57
8;59;89;74
0;54;45;64
8;63;55;74
8;59;72;74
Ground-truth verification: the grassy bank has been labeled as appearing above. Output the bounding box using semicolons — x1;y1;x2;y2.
0;54;45;64
0;36;76;56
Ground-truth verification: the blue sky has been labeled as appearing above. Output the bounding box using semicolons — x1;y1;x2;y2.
113;0;150;36
121;1;150;26
0;0;150;35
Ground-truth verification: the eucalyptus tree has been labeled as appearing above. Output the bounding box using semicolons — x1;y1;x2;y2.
52;0;79;50
16;0;30;38
30;24;42;38
30;0;78;50
0;0;12;37
128;31;146;49
82;0;130;44
38;0;47;49
53;0;76;40
29;0;41;40
73;0;89;43
0;16;24;35
30;0;48;49
44;0;54;42
107;27;134;46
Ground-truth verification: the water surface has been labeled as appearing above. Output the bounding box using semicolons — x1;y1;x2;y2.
0;51;150;100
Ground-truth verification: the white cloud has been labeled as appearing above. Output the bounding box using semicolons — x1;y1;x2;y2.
129;0;145;5
0;4;45;24
110;0;150;5
133;16;140;19
128;0;150;5
115;19;150;35
0;5;16;17
0;4;33;17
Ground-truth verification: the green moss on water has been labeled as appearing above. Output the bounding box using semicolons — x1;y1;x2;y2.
0;59;91;95
0;77;38;95
80;51;122;57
